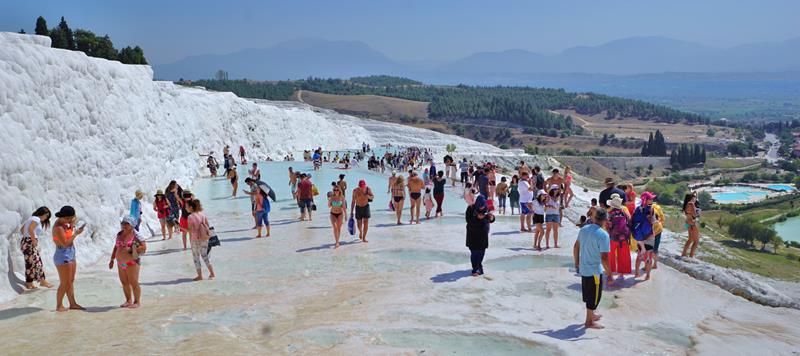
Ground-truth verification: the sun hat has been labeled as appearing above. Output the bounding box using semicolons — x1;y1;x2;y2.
54;206;76;218
604;177;615;185
549;184;560;191
640;191;657;202
121;215;137;226
154;189;165;197
607;194;624;209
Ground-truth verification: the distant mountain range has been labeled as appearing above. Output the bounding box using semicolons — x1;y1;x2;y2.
154;36;800;80
154;38;400;81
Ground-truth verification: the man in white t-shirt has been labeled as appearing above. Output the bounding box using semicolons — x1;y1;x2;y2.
518;171;535;231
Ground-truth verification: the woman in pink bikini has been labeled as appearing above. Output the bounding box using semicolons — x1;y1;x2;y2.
109;216;147;309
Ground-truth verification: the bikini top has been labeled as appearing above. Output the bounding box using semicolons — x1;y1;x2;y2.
116;231;137;249
54;224;74;244
331;199;344;208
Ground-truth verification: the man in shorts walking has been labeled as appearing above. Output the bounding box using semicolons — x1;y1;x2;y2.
351;180;375;242
573;208;612;329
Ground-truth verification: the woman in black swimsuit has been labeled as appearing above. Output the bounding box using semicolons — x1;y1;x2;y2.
391;175;406;225
228;167;238;198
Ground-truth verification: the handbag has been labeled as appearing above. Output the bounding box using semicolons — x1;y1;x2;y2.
207;227;220;254
347;217;355;236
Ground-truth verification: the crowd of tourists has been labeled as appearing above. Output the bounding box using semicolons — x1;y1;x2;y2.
16;143;703;332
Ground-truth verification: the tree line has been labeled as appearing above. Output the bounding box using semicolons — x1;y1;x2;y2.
726;217;782;252
189;76;707;134
640;130;668;157
349;75;421;87
669;143;706;170
189;79;298;100
31;16;147;65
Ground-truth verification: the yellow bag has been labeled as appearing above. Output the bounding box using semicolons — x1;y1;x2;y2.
629;235;637;252
311;185;319;196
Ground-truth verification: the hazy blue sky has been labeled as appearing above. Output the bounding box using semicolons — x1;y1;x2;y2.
2;0;799;64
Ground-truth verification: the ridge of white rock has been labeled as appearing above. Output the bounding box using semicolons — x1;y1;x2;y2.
0;32;499;302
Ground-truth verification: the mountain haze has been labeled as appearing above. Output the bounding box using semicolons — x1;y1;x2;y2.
154;36;800;80
154;38;403;80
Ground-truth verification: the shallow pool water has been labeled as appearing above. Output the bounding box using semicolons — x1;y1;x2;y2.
642;323;694;348
238;160;471;216
378;329;560;355
488;255;574;271
766;184;796;192
374;248;468;265
709;186;770;203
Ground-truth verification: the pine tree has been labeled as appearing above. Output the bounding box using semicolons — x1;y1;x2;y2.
49;17;75;50
646;132;655;156
35;16;48;36
641;141;649;157
654;130;667;156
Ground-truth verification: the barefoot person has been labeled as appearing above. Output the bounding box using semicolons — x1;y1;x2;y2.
165;181;182;241
391;175;406;225
351;180;374;242
186;200;215;281
518;172;534;232
297;174;314;221
178;190;194;250
130;190;144;231
532;191;547;249
606;194;632;281
651;196;666;269
52;206;86;312
407;170;425;224
545;185;562;248
635;191;658;280
329;185;347;248
20;207;54;289
255;186;271;238
228;164;239;198
681;193;700;258
573;208;612;329
432;171;446;217
496;177;509;215
423;187;434;219
108;216;146;309
508;175;520;215
153;190;169;240
288;167;298;199
564;166;575;208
